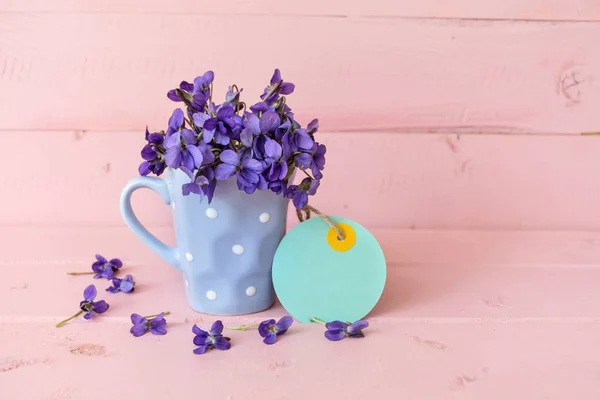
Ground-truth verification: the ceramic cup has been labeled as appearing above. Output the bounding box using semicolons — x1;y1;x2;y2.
120;168;289;315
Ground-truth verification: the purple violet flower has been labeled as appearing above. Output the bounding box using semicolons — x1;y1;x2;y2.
139;127;166;177
193;104;236;145
307;118;319;135
142;69;325;210
261;69;295;105
214;149;266;193
167;81;191;102
192;320;231;354
293;129;315;152
56;285;109;327
182;174;209;196
225;85;243;105
268;179;287;195
310;143;327;179
79;285;110;319
264;139;288;182
179;165;216;202
92;254;123;280
249;101;275;114
324;320;369;341
164;129;203;170
167;71;213;111
106;274;135;293
193;71;214;91
130;312;169;337
285;178;320;209
166;109;184;136
258;316;294;345
240;111;281;159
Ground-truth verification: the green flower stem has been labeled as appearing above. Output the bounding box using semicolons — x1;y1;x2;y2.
310;317;327;325
264;81;282;101
56;310;84;328
143;312;171;319
277;96;287;118
66;272;95;275
225;324;260;331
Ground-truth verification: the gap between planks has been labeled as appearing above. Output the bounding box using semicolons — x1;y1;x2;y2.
2;316;600;324
3;226;600;267
3;0;600;22
3;128;600;136
2;11;600;24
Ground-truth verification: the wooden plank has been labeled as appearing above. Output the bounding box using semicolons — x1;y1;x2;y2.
4;227;600;268
3;131;600;229
2;0;600;21
1;15;600;133
3;256;600;320
1;320;599;399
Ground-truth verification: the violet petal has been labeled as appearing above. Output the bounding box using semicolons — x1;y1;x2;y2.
325;329;346;341
264;139;282;160
259;111;281;133
210;320;224;336
192;324;207;336
83;285;97;302
193;345;209;355
258;320;275;338
150;324;167;335
347;320;369;335
130;323;148;337
275;316;293;333
213;336;231;351
193;333;211;347
187;145;204;168
325;321;347;330
214;163;237;181
93;300;109;314
165;147;182;168
130;313;145;324
219;149;240;166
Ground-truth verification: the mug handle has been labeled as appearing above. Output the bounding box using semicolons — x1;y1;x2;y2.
120;176;181;270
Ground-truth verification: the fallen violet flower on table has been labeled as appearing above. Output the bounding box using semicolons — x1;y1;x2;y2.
91;254;123;279
310;317;369;341
225;316;294;345
258;316;293;344
66;254;123;279
130;312;170;337
192;320;231;354
56;285;110;327
107;274;135;293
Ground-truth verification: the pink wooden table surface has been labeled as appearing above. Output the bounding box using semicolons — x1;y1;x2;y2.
2;0;600;399
1;228;600;399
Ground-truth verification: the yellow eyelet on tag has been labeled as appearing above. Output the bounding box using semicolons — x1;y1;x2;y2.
327;223;356;252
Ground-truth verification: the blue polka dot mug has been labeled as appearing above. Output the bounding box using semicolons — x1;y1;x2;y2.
120;168;289;315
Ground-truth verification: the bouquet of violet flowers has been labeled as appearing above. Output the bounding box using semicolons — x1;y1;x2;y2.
138;69;326;210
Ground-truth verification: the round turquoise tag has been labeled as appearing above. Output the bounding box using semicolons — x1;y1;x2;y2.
272;217;386;323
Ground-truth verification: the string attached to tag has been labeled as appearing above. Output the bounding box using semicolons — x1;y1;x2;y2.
296;205;345;241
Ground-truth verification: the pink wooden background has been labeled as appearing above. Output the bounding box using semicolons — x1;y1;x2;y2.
1;1;600;399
